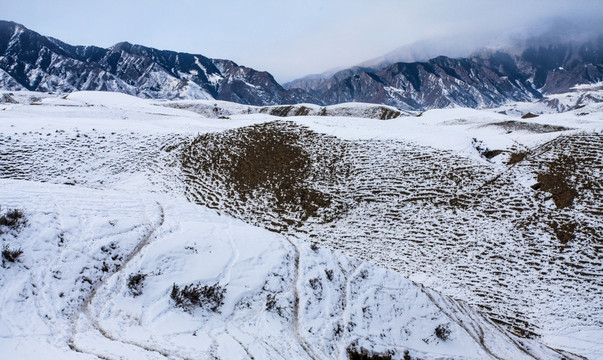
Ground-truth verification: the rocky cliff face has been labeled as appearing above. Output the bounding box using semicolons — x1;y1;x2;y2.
0;21;318;105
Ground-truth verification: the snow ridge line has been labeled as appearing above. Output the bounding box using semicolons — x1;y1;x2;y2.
68;200;167;358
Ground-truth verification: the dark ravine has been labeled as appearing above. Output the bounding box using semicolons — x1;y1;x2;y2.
1;20;602;110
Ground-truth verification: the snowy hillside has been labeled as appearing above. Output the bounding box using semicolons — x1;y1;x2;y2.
1;180;570;359
0;89;601;359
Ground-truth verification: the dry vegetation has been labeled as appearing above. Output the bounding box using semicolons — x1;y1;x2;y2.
181;121;350;230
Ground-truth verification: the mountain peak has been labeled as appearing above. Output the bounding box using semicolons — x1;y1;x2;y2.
110;41;133;52
0;20;23;29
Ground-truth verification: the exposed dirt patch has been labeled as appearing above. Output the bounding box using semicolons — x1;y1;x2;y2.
261;105;295;117
258;105;312;117
521;112;539;119
0;93;18;104
483;149;504;159
377;107;402;120
181;121;350;230
536;154;578;209
489;120;571;133
295;106;311;116
258;105;313;117
471;138;503;159
508;151;528;165
550;221;577;244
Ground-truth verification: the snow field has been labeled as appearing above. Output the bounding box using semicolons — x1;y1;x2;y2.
1;90;601;359
0;180;575;359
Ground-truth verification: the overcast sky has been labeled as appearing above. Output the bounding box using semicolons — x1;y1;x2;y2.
2;0;602;82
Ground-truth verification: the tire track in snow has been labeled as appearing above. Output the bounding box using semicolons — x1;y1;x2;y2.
69;200;170;359
335;262;362;360
216;233;310;360
421;288;585;360
229;313;292;359
286;237;320;360
225;327;256;360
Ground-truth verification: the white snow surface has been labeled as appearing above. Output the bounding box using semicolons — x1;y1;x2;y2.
0;90;601;359
0;180;573;360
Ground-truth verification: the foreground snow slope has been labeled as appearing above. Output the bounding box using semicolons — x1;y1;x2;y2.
0;180;572;359
1;90;601;359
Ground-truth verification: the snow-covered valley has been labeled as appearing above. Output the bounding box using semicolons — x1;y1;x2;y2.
0;89;601;359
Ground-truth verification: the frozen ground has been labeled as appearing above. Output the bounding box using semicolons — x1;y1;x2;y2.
0;89;601;359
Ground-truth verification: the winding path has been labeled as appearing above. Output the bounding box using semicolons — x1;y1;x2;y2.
68;200;168;358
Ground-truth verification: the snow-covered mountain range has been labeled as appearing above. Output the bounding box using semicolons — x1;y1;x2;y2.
0;21;316;105
1;20;602;111
284;38;603;110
